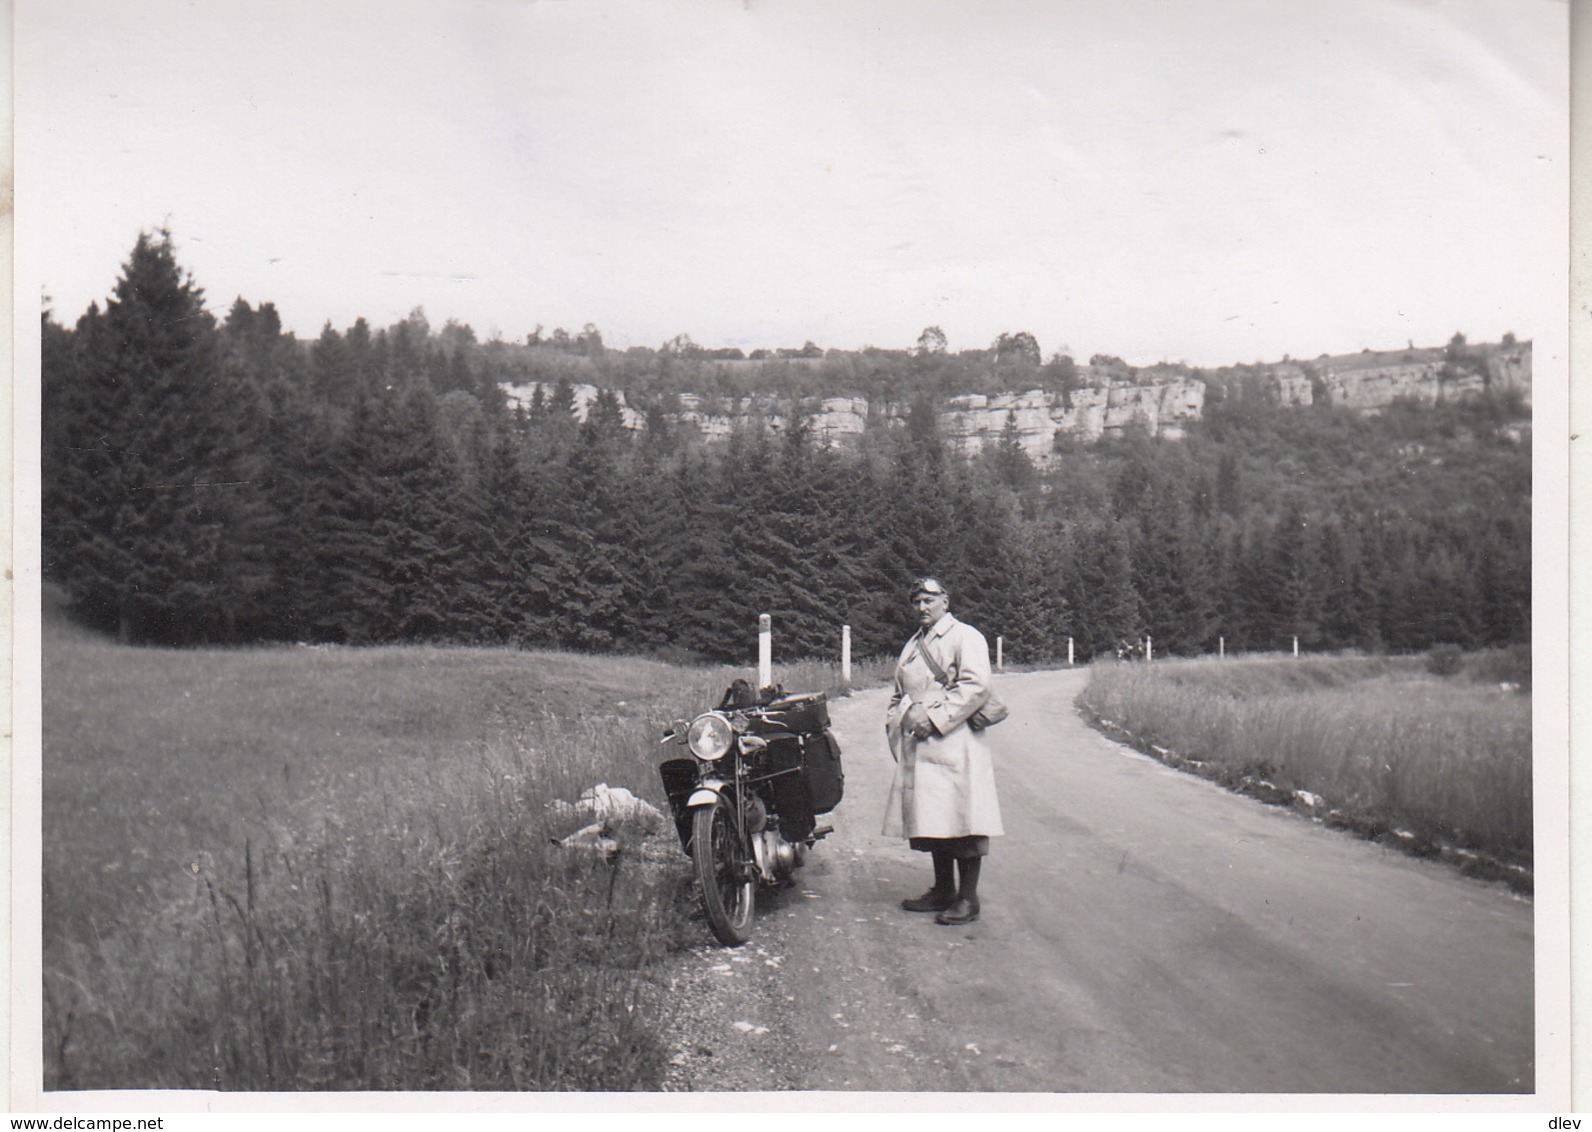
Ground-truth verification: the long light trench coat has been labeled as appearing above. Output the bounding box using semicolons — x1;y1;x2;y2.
881;612;1004;840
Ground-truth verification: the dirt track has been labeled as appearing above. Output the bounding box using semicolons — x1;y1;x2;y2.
660;669;1534;1095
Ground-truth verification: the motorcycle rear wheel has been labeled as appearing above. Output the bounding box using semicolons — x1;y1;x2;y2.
693;796;756;946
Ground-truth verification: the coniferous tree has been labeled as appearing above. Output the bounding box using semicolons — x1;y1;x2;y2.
345;317;380;399
1472;515;1530;647
556;407;647;649
1403;540;1482;649
1228;517;1285;650
39;232;1532;658
706;421;785;660
1215;450;1242;517
989;411;1037;493
617;434;690;653
844;441;921;658
1271;501;1327;649
750;413;872;659
1025;516;1079;661
256;394;346;641
1060;515;1140;658
939;464;1016;635
47;230;260;642
41;306;95;582
1129;470;1217;654
310;322;354;409
217;298;310;638
371;381;470;640
879;397;956;586
1316;518;1381;651
305;392;394;642
652;448;742;659
472;428;541;644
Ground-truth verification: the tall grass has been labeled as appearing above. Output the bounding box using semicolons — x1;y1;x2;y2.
1079;653;1532;876
43;616;889;1091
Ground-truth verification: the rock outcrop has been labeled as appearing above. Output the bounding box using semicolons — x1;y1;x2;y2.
499;340;1530;467
938;379;1206;460
1311;341;1532;412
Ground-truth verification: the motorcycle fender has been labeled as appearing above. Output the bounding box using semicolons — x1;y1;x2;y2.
687;781;727;808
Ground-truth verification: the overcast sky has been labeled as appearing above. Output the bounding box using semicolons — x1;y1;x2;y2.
17;0;1568;367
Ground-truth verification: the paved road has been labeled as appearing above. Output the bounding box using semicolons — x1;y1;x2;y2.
673;668;1535;1094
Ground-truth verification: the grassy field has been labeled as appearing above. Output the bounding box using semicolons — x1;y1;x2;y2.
42;596;890;1090
1077;650;1533;884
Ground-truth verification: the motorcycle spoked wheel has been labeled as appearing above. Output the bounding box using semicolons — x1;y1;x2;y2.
692;795;756;946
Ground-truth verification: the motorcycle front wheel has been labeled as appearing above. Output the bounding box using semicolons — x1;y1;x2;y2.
692;796;756;946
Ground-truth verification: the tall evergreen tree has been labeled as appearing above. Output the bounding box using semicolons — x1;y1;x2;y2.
39;232;1531;659
650;449;742;659
1078;518;1142;658
1270;501;1327;649
1129;469;1217;654
471;428;542;644
1316;518;1381;650
1471;514;1530;646
46;230;258;642
989;411;1037;493
41;306;94;580
217;297;306;638
369;382;470;640
555;407;648;649
301;392;394;642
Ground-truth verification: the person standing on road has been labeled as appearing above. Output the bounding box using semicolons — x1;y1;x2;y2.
882;576;1003;925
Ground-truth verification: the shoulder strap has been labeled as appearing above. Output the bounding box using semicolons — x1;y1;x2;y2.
914;630;954;688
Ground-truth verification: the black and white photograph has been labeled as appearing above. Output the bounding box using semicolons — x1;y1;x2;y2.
10;0;1575;1118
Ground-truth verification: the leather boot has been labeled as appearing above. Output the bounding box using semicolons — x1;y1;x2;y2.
935;895;980;924
901;888;956;913
903;849;956;912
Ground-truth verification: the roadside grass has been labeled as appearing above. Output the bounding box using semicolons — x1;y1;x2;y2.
42;605;889;1091
1078;652;1532;886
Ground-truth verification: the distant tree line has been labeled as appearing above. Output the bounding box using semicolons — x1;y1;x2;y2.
41;231;1530;661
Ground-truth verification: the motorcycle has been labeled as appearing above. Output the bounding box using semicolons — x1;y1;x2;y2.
659;679;845;946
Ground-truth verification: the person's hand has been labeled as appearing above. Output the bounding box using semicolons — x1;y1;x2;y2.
904;703;936;741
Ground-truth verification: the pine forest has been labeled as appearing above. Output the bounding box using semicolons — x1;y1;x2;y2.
40;231;1532;664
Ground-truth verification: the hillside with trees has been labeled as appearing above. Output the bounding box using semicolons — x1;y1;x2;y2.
41;231;1530;661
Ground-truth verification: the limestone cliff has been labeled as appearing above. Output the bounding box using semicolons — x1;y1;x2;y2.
500;340;1530;467
1311;341;1532;412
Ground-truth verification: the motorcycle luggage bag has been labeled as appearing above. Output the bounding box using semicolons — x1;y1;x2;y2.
802;729;844;815
751;739;813;842
762;691;830;735
658;757;700;849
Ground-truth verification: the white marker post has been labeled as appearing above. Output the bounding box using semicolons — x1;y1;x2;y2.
996;636;1004;672
1146;634;1154;663
1068;637;1074;668
1219;636;1225;659
759;613;772;689
841;624;852;685
1293;635;1299;658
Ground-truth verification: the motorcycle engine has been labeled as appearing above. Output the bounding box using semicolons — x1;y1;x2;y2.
752;829;806;883
741;794;768;833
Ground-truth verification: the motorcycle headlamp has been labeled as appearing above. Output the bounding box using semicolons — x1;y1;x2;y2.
687;711;735;762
